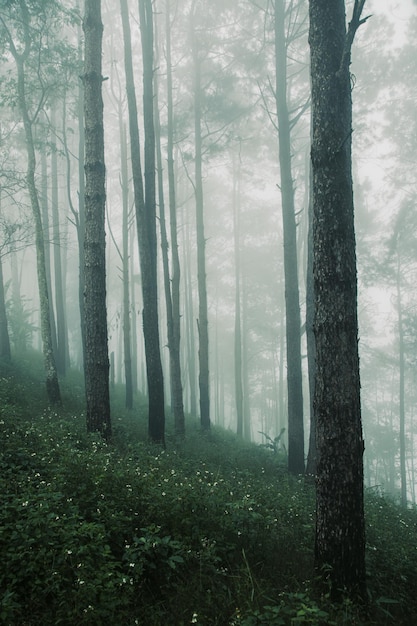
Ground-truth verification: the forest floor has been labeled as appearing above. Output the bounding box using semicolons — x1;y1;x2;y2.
1;351;417;625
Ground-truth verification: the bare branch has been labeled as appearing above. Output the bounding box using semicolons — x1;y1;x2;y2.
338;0;371;77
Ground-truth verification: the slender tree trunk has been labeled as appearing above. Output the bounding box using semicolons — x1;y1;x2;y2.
154;7;185;436
233;152;244;437
0;253;11;361
165;0;185;436
121;121;134;410
183;205;198;416
274;0;304;474
242;271;251;441
51;107;68;375
138;0;166;444
11;33;61;405
77;21;86;371
397;255;407;507
40;131;58;363
120;0;165;444
191;14;210;430
309;0;367;600
130;232;138;395
83;0;111;439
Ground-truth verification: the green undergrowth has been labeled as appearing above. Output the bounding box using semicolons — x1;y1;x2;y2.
1;352;417;625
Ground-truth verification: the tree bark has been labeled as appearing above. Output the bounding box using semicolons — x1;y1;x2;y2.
191;10;210;430
121;121;134;410
305;159;317;476
309;0;367;600
0;253;11;362
233;151;244;437
51;107;68;376
165;0;185;437
83;0;111;439
154;3;185;436
274;0;305;474
396;254;407;507
120;0;165;444
6;2;62;405
138;0;166;444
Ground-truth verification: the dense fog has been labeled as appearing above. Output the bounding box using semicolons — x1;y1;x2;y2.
1;0;416;501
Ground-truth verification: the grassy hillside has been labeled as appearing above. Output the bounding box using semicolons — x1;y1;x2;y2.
1;352;416;625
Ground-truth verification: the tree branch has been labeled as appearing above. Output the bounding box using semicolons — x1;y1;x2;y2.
338;0;371;77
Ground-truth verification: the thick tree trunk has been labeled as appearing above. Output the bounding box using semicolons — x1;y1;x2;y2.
305;161;317;476
274;0;304;474
83;0;111;439
309;0;366;600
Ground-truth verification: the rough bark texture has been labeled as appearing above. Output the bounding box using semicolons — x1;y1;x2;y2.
309;0;366;600
274;0;305;474
305;160;317;476
83;0;111;439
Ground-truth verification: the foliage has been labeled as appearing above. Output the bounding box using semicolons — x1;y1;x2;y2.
0;354;417;624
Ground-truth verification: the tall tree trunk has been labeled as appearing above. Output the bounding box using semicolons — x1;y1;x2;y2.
8;8;61;404
130;232;138;395
39;130;58;363
0;252;11;362
183;204;198;416
121;121;134;410
83;0;111;439
191;12;210;430
154;5;185;436
309;0;367;600
242;271;251;441
274;0;304;474
120;0;165;444
138;0;166;444
305;160;317;475
77;16;86;371
397;254;407;507
51;107;68;375
233;151;244;437
165;0;185;436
